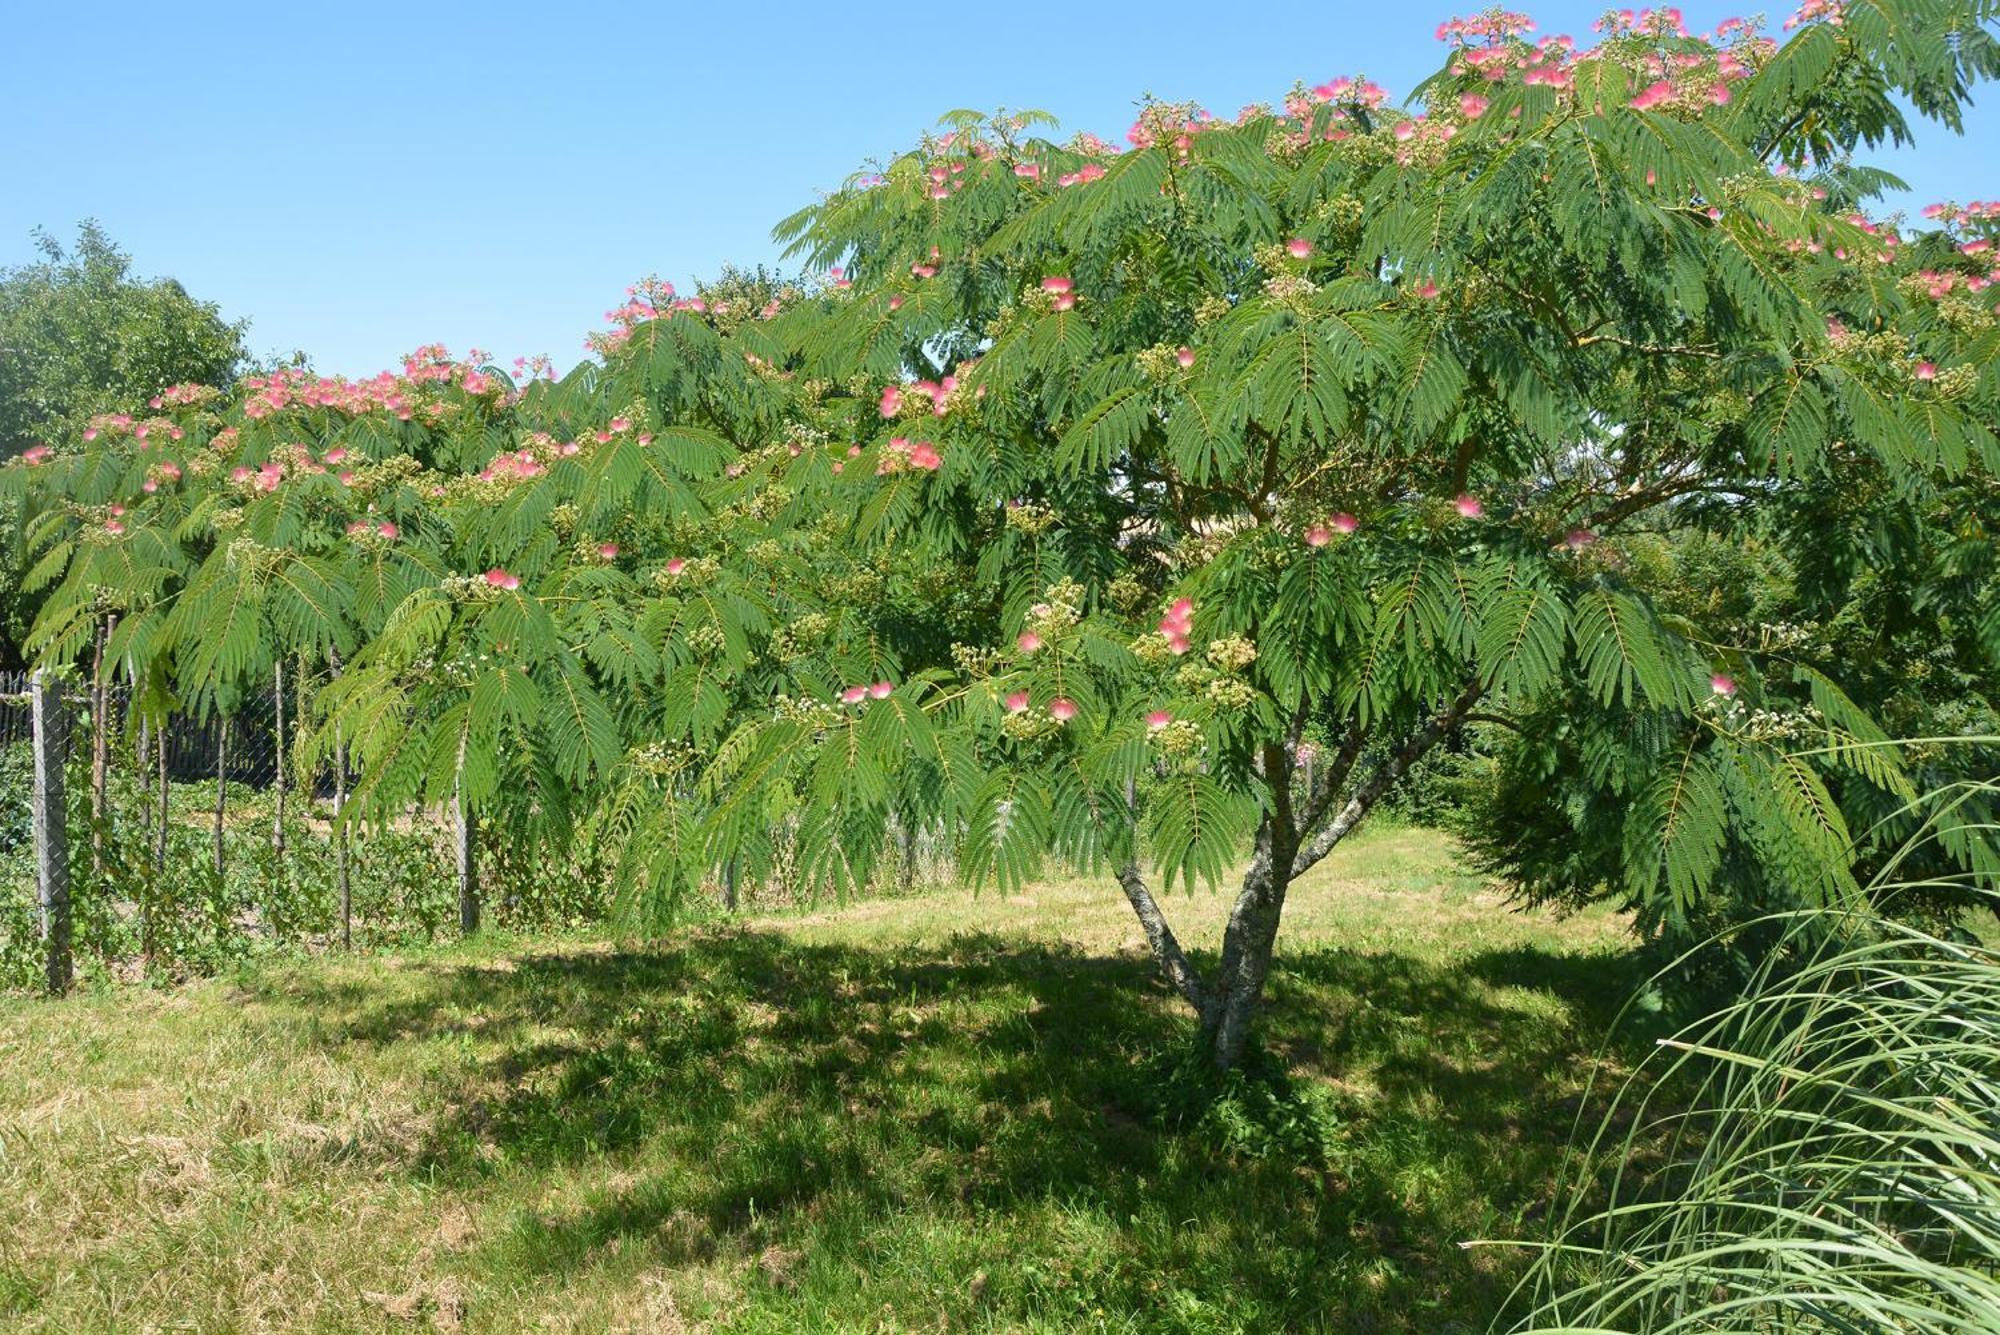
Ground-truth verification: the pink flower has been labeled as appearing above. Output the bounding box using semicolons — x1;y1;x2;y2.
879;385;903;417
1915;361;1938;380
1630;80;1673;111
1169;597;1194;619
1416;280;1441;299
889;295;904;310
598;542;619;559
1005;690;1031;713
377;522;399;540
1710;673;1737;696
1285;238;1313;259
1146;709;1172;730
104;519;124;535
1048;697;1078;722
1459;93;1490;119
324;446;348;464
1167;634;1192;655
20;445;49;465
1176;346;1195;368
1051;292;1076;311
842;685;868;704
484;568;520;590
665;558;687;576
1454;493;1484;519
1016;630;1043;654
869;681;894;699
1041;275;1074;293
1304;524;1331;547
1331;512;1358;534
1565;528;1597;549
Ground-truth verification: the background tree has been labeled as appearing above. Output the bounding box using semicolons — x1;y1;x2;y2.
0;221;251;665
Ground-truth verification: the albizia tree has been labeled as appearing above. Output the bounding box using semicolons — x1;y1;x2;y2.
7;3;1996;1071
685;1;2000;1067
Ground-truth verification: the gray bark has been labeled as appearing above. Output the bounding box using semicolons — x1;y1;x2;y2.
1111;681;1484;1071
31;671;72;995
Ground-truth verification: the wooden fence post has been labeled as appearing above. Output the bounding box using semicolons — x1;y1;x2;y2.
31;670;72;995
455;786;479;936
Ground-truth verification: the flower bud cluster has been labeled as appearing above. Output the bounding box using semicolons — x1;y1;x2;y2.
1004;500;1059;535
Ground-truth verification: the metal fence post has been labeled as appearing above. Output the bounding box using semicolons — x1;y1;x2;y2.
31;670;72;995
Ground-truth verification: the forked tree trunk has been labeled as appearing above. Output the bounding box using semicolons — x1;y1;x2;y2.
1118;681;1482;1071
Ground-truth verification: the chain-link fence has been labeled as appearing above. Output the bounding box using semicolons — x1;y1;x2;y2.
2;666;964;993
1;667;476;991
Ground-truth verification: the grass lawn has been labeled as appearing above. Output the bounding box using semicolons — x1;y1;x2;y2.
0;825;1643;1333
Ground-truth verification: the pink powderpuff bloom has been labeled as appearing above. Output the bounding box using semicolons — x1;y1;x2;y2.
1146;709;1172;730
1710;673;1737;696
484;568;520;591
1459;93;1490;119
1176;346;1195;368
841;685;868;704
377;522;399;540
879;385;903;417
1048;698;1078;722
1331;512;1359;534
324;446;348;464
869;681;894;699
20;445;49;465
1304;524;1331;547
1285;238;1313;259
1565;528;1597;549
1454;493;1484;519
1005;691;1031;713
230;467;252;483
1416;280;1441;299
142;479;158;493
83;429;99;441
1051;292;1077;311
1041;275;1073;293
1016;630;1043;654
889;295;904;310
665;558;687;576
104;519;124;535
1168;634;1192;655
598;542;619;560
1915;361;1938;380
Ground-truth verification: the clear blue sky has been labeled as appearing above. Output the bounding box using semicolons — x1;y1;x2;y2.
5;1;1994;378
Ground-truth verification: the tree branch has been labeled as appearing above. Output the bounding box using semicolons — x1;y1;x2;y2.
1117;860;1211;1015
1291;679;1483;878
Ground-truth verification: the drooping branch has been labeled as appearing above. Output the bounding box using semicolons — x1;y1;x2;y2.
1291;678;1483;879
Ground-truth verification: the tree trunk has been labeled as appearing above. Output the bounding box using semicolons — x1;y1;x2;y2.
1112;682;1483;1072
722;859;739;913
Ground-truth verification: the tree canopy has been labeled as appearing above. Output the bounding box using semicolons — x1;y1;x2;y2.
4;1;1996;1067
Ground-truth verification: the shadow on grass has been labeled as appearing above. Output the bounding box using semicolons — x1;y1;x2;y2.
254;928;1649;1332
